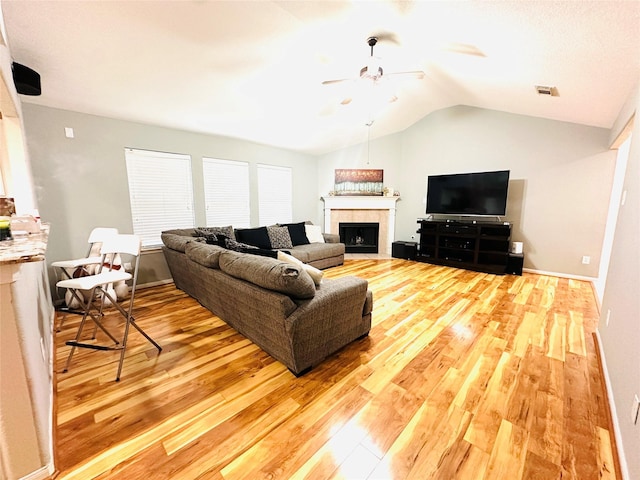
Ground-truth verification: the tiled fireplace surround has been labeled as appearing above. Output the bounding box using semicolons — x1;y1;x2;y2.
321;196;400;255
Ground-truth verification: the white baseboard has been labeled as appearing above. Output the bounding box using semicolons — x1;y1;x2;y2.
19;463;55;480
137;278;174;290
522;268;597;283
594;330;629;480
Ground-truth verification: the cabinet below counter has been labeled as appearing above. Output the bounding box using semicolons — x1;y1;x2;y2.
0;224;56;478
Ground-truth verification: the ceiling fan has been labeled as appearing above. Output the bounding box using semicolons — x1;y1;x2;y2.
322;36;425;87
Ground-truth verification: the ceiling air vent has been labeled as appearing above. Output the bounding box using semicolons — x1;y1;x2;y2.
535;85;558;96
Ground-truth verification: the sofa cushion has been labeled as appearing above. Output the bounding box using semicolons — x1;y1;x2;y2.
161;232;204;253
185;242;225;268
162;228;198;237
267;226;294;249
219;250;316;299
304;224;325;243
280;222;310;246
290;242;345;263
277;251;324;286
234;226;272;249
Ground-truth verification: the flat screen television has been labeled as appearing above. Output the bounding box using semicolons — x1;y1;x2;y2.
426;170;510;216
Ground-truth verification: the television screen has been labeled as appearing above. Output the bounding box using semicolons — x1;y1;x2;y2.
426;170;510;216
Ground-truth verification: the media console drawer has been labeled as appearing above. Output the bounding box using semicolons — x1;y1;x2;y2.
439;223;477;235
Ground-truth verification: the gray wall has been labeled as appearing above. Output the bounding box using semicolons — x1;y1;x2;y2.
22;104;318;287
319;106;616;277
599;87;639;479
19;87;638;478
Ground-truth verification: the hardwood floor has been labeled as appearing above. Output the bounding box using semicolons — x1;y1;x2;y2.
53;259;618;480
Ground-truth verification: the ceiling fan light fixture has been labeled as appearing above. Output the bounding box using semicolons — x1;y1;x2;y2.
323;35;424;107
360;65;383;80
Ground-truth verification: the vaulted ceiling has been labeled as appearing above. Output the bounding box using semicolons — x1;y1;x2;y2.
3;1;639;154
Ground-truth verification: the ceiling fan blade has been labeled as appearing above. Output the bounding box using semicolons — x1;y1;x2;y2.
321;78;353;85
443;42;486;57
385;70;425;80
370;32;400;46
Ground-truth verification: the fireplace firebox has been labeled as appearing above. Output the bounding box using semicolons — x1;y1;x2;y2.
339;222;379;253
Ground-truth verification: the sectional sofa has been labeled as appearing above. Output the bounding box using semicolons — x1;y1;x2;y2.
161;227;372;375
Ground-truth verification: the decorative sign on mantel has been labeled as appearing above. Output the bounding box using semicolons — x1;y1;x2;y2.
333;169;383;196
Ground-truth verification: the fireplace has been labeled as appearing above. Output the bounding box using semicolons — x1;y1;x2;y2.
339;222;379;253
322;195;399;255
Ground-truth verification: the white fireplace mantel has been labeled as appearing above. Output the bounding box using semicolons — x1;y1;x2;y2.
321;195;400;254
321;195;399;210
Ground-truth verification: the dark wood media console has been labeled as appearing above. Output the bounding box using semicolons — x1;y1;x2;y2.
416;219;514;275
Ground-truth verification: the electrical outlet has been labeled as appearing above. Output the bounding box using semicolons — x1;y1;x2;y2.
605;309;611;327
582;256;591;265
632;395;639;425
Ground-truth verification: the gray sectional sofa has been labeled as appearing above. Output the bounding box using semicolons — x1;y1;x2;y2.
161;228;372;375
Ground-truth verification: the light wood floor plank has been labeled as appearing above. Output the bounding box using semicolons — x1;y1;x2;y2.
53;259;619;480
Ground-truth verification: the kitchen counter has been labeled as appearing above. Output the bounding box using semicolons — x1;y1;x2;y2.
0;224;49;265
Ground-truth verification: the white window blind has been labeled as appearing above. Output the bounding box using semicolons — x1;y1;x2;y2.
203;158;250;228
257;164;292;226
125;148;194;247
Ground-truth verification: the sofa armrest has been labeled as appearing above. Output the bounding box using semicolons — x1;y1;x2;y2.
284;276;371;373
322;233;340;243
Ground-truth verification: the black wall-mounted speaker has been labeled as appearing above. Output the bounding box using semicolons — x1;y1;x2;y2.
11;62;41;96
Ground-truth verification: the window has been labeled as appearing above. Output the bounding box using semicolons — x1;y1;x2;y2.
257;164;292;226
202;158;250;228
125;148;194;247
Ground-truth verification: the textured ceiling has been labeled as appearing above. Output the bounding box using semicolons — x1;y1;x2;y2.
3;0;639;154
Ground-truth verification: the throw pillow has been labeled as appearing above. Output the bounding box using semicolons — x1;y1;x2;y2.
267;226;293;249
240;248;279;259
195;225;236;241
194;228;218;245
224;238;259;251
219;251;316;299
304;224;325;244
223;238;279;258
277;250;324;286
234;226;272;249
279;221;310;246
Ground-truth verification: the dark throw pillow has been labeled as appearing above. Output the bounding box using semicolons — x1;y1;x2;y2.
234;226;272;249
241;247;279;259
195;225;236;242
194;228;218;245
280;222;310;246
224;238;259;251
